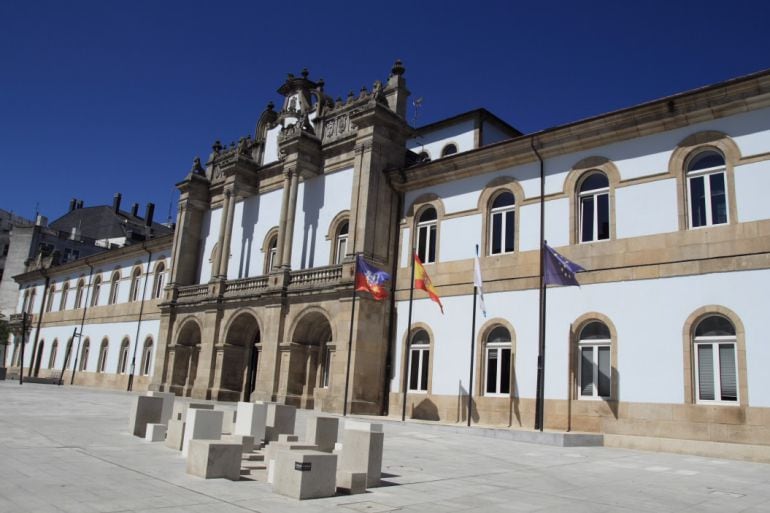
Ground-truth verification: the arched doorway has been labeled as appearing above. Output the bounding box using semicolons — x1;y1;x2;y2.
170;320;201;397
288;311;333;409
220;313;261;402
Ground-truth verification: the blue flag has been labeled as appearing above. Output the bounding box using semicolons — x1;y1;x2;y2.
544;243;585;286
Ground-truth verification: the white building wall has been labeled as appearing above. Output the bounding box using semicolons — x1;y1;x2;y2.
227;188;283;279
439;216;481;262
407;119;476;160
615;179;679;239
481;121;514;146
734;160;770;223
198;208;221;283
263;125;281;165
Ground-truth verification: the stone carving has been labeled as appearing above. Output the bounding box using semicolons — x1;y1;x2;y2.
322;114;357;143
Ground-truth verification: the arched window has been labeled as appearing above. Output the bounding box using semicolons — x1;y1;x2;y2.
63;339;73;370
152;263;165;299
686;150;728;228
578;321;611;399
90;276;102;307
97;338;109;373
60;282;70;311
21;290;30;314
417;151;430;163
489;191;515;255
129;267;142;302
142;337;154;375
45;285;56;312
117;338;130;374
578;172;610;243
80;339;90;371
416;207;437;264
441;143;457;157
264;233;279;274
484;326;512;395
74;279;85;309
49;339;58;369
320;346;333;388
108;271;120;305
408;329;431;392
693;315;737;403
334;220;349;265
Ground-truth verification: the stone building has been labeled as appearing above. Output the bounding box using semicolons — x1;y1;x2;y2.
8;63;770;459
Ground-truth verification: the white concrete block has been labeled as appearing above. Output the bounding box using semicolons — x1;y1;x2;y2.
145;423;167;442
272;450;337;500
214;406;236;434
344;420;383;432
306;416;338;452
165;419;185;450
145;391;175;425
186;440;242;481
265;441;319;484
336;470;367;494
221;434;255;453
182;409;224;457
128;396;163;438
172;401;213;421
340;427;384;487
233;402;267;441
265;403;296;442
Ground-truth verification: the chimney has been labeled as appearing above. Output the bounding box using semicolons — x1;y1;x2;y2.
35;214;48;227
131;203;139;217
77;200;84;209
69;198;77;212
145;203;155;227
70;226;80;240
113;193;122;213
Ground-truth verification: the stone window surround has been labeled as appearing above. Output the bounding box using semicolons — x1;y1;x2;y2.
474;318;516;398
129;265;143;302
569;312;619;402
48;339;58;369
564;157;620;246
325;210;351;265
97;337;109;373
477;177;524;257
45;284;56;312
118;337;130;374
401;323;435;395
441;141;459;158
261;227;279;275
59;281;70;311
108;270;121;305
405;195;445;266
142;336;154;375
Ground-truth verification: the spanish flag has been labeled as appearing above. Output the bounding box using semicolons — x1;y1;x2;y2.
414;253;444;314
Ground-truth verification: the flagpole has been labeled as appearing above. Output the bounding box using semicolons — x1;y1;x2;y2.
467;245;479;427
343;256;358;417
401;250;417;422
533;139;546;432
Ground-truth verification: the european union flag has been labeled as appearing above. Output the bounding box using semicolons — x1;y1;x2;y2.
544;243;585;286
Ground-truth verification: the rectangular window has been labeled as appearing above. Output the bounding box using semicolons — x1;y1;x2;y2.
709;173;727;225
336;236;347;265
597;346;611;397
690;175;707;227
491;213;502;254
697;344;715;400
580;346;594;396
416;225;436;264
579;344;611;399
597;194;610;240
504;211;515;252
321;349;331;388
580;196;594;242
408;347;429;392
696;341;737;403
485;346;511;395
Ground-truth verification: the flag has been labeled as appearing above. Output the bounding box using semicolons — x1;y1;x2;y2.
414;253;444;313
355;255;391;300
474;253;487;317
543;243;585;286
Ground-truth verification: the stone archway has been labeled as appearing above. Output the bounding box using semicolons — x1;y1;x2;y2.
220;313;261;402
170;320;201;397
288;311;332;409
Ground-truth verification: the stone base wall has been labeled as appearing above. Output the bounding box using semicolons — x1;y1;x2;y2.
31;368;152;392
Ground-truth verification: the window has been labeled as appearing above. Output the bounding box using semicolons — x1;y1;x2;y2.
578;321;611;399
265;234;278;274
118;338;130;374
417;151;430;163
441;143;457;157
693;315;737;403
408;329;430;392
60;282;69;311
26;289;36;314
142;338;153;375
687;150;728;228
320;347;332;388
416;207;437;264
48;340;58;369
484;326;511;396
63;339;73;370
334;221;349;265
129;267;142;302
578;172;610;242
74;279;85;309
91;276;102;307
97;338;109;373
152;263;165;299
108;271;120;305
80;339;90;371
45;285;56;312
489;192;515;255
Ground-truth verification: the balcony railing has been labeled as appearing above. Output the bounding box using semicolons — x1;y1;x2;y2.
288;264;344;290
176;284;209;302
224;276;269;297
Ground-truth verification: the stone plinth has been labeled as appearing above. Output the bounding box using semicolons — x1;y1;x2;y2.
221;434;255;453
336;470;367;495
165;419;185;450
306;416;338;453
234;402;267;441
128;396;163;438
186;440;242;481
265;403;296;442
146;391;175;425
215;406;236;434
339;421;384;487
265;439;318;484
145;423;167;442
172;402;214;422
272;450;337;500
182;409;223;457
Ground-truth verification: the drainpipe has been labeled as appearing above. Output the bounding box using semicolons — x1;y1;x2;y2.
127;246;152;392
28;272;50;377
70;262;94;385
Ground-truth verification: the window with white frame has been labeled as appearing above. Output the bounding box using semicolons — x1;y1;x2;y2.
80;339;90;371
142;338;153;375
97;339;109;373
441;143;457;157
489;191;515;255
265;234;278;274
693;315;737;403
74;279;85;309
108;271;120;305
408;329;430;392
152;263;165;299
45;285;56;312
416;208;437;264
118;338;130;374
578;321;611;399
60;282;69;311
91;276;102;307
484;326;511;395
48;340;58;369
578;172;610;243
334;221;349;265
129;267;142;302
687;150;728;228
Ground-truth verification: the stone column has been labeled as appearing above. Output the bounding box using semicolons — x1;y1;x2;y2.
280;169;300;269
211;190;231;280
275;169;292;271
218;187;237;279
169;203;186;285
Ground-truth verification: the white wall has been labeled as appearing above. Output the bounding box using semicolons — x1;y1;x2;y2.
393;268;770;408
615;179;679;239
262;125;281;165
198;207;221;283
482;120;515;146
734;160;770;223
227;188;282;279
408;119;476;160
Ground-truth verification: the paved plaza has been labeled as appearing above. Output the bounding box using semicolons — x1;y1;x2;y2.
0;382;768;513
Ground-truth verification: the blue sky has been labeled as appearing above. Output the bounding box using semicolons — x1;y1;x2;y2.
1;0;768;223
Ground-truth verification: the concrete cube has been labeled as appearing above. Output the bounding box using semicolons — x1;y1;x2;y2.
186;440;242;481
278;434;299;443
272;450;337;500
306;416;338;452
265;440;319;484
182;409;224;457
214;406;236;434
234;402;267;441
128;396;163;438
145;391;175;425
221;434;255;453
340;423;384;487
145;423;167;442
265;403;296;442
172;401;213;421
165;419;185;450
336;470;367;495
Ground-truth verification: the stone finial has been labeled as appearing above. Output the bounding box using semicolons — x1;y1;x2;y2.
317;78;325;91
359;86;368;99
287;73;295;79
335;97;343;108
212;140;223;154
391;59;405;76
301;68;309;79
347;91;354;104
266;101;274;111
191;157;205;175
